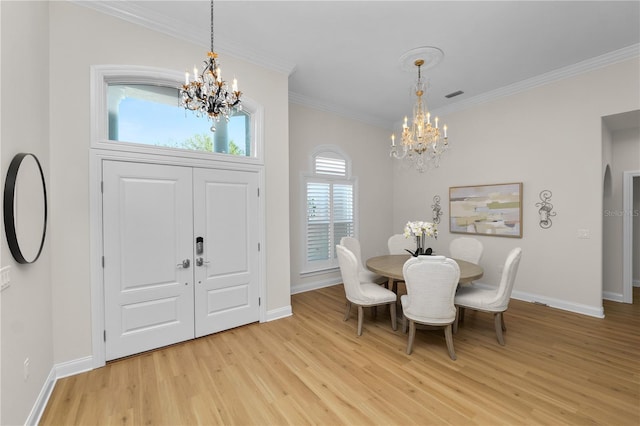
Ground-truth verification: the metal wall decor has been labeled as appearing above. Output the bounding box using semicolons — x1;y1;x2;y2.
431;195;443;224
536;190;556;229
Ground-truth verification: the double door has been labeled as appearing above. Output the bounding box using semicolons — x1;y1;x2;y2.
102;160;259;360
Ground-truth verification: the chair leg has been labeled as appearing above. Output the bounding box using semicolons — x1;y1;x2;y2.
459;307;465;323
494;312;505;345
357;306;364;336
402;314;408;333
500;312;507;331
453;307;459;334
406;320;416;355
344;301;351;321
371;305;377;318
444;324;457;361
392;280;398;294
386;277;393;290
390;303;397;331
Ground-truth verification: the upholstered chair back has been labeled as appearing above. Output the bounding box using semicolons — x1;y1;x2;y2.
336;244;365;301
388;234;414;255
402;255;460;324
449;237;484;264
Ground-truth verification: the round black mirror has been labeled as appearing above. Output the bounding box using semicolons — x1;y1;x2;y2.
3;153;48;264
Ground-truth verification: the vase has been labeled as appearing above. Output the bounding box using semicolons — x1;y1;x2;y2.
413;234;432;256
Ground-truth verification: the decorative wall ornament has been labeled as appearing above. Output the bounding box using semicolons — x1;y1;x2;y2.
536;190;556;229
431;195;443;224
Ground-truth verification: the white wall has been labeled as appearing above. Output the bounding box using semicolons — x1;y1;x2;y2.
1;2;54;424
603;126;640;297
288;104;393;292
635;177;640;284
48;2;291;364
393;58;640;316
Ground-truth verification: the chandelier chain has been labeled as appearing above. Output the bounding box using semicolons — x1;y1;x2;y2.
210;0;214;53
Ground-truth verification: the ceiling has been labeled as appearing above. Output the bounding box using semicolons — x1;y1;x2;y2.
77;1;640;130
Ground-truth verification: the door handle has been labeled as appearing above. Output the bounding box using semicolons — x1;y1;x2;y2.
177;259;191;268
196;257;210;267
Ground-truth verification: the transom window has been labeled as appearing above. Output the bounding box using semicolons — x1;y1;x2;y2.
107;83;252;157
304;149;356;272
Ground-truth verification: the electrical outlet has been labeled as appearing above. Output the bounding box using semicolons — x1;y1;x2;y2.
24;358;30;381
0;266;11;291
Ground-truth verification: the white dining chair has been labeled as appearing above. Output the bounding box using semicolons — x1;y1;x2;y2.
454;247;522;345
339;237;386;285
336;244;397;336
449;237;484;264
386;234;416;293
401;255;460;359
387;234;415;255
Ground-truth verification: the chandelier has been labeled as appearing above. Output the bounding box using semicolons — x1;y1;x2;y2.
179;0;242;132
390;58;449;172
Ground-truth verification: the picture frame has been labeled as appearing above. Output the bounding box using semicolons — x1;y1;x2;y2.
449;182;523;238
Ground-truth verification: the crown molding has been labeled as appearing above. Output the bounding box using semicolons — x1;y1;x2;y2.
432;43;640;117
69;0;297;76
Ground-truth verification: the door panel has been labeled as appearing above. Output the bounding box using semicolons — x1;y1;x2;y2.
193;168;259;337
103;161;194;360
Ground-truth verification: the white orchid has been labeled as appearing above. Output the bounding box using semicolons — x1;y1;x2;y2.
403;220;437;239
403;220;438;256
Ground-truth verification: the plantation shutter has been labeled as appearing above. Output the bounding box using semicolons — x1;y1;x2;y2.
304;150;355;269
306;182;331;262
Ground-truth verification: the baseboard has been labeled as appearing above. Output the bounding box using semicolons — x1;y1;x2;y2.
602;291;625;303
55;355;94;379
265;305;292;322
291;277;341;295
25;356;94;425
25;367;56;426
634;279;640;288
473;282;605;318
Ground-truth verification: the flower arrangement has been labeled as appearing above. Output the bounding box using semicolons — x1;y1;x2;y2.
403;220;437;256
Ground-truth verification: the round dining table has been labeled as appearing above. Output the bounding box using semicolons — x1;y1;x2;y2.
366;254;483;286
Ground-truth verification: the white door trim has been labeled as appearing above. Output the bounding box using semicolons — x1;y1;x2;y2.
622;170;640;304
89;149;266;368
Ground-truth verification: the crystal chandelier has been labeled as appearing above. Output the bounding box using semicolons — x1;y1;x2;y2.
180;0;241;132
390;59;449;172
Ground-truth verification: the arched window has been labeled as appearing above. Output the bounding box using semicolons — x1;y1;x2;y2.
92;65;263;164
303;147;357;272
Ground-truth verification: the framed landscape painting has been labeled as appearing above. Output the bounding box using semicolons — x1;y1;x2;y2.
449;182;523;238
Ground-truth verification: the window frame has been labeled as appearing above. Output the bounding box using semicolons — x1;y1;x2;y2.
301;146;358;275
91;65;264;166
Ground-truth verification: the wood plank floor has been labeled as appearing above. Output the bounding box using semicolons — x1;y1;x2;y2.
41;286;640;425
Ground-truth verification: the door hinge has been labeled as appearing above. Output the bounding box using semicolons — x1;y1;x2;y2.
103;330;106;342
102;256;105;268
258;243;261;251
259;297;261;306
257;187;260;197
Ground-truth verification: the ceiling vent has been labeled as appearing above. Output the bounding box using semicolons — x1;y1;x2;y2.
445;90;464;99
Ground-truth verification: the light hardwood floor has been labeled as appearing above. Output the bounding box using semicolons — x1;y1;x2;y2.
41;286;640;425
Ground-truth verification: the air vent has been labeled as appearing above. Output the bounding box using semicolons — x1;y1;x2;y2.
445;90;464;99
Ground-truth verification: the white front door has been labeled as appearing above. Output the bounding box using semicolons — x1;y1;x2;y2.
103;161;260;360
193;168;260;337
103;161;195;360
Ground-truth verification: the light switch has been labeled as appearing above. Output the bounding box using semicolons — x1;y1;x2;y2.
577;228;591;239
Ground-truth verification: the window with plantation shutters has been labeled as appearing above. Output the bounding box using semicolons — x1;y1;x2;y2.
303;149;356;272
